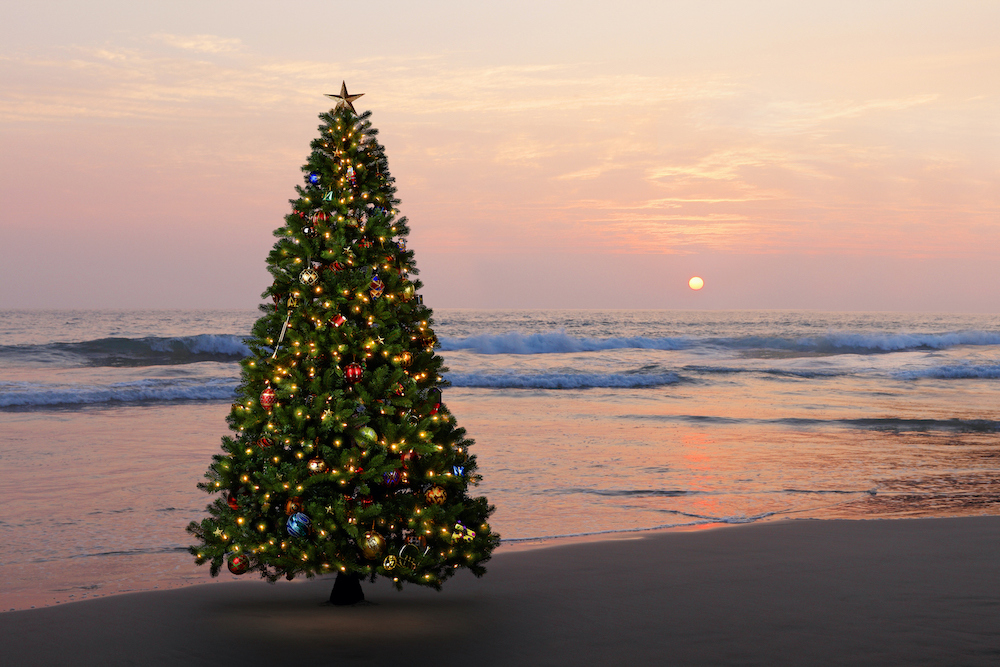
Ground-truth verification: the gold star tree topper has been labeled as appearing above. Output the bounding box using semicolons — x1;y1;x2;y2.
326;81;364;114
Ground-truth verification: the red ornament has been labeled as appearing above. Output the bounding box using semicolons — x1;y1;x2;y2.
330;261;345;272
228;554;250;575
256;435;272;448
401;449;419;468
344;362;363;383
331;314;347;328
260;387;276;411
226;491;239;510
311;210;328;224
357;238;373;249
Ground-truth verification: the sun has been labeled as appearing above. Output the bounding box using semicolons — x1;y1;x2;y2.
688;276;704;290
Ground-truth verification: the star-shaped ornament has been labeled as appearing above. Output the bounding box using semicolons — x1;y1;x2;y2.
326;81;364;114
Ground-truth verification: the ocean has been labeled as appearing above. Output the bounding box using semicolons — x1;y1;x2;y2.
2;308;999;610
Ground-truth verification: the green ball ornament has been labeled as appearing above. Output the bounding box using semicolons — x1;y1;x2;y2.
357;426;377;443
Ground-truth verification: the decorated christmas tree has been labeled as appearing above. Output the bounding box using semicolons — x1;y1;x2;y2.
187;83;499;604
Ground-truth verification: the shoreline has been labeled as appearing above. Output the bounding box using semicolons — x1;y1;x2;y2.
4;515;1000;665
3;514;993;613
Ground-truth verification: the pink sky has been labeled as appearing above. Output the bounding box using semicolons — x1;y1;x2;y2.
1;1;998;311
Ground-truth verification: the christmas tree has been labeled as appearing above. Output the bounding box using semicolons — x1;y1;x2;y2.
187;83;499;604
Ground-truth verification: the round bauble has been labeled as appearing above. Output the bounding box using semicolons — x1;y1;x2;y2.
425;486;447;505
226;491;240;511
307;458;327;474
299;268;319;285
308;172;321;185
260;387;276;411
398;351;412;367
359;530;386;559
285;497;303;515
227;554;251;575
402;284;415;301
344;362;363;383
357;426;377;443
382;554;398;570
256;435;272;448
286;512;311;538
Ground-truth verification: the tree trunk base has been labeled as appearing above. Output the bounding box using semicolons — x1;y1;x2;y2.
329;572;365;606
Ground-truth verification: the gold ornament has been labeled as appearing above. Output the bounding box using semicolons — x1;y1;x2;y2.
359;530;386;559
425;486;447;505
382;555;398;570
299;268;319;285
307;458;327;474
399;351;412;367
402;284;415;301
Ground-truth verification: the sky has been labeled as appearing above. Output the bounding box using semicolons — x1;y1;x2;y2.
1;0;998;311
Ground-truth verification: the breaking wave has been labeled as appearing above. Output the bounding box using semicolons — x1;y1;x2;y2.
439;330;1000;355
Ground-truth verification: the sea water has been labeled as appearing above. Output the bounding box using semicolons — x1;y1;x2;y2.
2;309;999;610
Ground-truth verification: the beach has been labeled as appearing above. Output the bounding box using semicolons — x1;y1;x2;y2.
4;516;1000;666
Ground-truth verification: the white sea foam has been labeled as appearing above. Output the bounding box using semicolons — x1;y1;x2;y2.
439;330;1000;355
0;378;238;407
444;372;682;389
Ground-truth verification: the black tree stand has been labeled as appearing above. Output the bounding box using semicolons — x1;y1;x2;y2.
330;571;365;605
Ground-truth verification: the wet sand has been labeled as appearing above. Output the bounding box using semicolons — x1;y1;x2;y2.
3;517;1000;666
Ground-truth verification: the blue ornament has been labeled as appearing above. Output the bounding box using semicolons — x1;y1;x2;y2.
452;465;465;477
308;172;321;185
286;512;311;537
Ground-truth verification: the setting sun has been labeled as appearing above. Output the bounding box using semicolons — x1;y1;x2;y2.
689;276;704;291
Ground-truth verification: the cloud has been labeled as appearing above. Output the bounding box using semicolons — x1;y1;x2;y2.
153;34;243;54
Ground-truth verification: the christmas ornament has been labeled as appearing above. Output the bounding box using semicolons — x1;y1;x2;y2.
308;172;321;185
260;387;276;411
452;465;465;477
398;544;424;570
428;388;442;415
398;351;413;367
331;314;347;327
359;530;386;559
256;435;272;448
357;238;373;249
370;274;384;299
404;531;427;549
285;497;304;515
307;458;328;474
344;362;363;383
331;261;346;272
228;554;251;575
346;165;356;187
393;382;405;396
323;190;334;201
383;469;402;486
396;239;407;252
299;268;319;285
401;449;419;467
451;522;476;543
286;512;311;538
402;284;415;301
425;486;447;505
287;294;301;309
382;554;398;570
325;81;364;114
312;210;328;224
226;491;240;510
357;426;378;443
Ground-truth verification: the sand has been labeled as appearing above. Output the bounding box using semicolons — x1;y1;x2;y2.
3;517;1000;666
